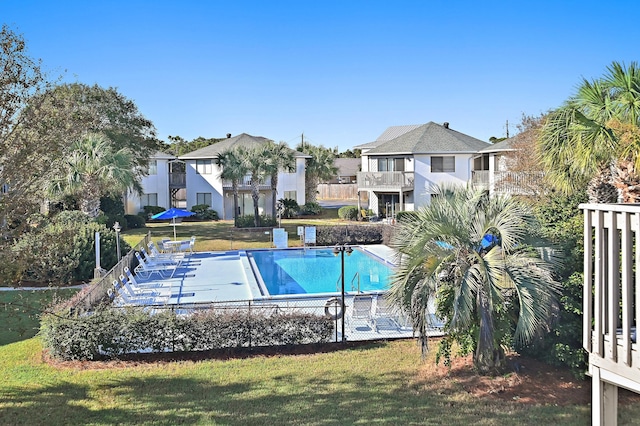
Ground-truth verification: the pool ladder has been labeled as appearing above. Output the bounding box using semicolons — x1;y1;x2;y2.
335;272;361;293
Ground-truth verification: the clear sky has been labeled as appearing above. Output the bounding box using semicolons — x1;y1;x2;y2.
2;0;638;151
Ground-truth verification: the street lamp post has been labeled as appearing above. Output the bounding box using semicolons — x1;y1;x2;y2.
333;244;353;343
113;221;122;261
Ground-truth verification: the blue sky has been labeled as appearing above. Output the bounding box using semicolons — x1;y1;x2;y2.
2;1;638;151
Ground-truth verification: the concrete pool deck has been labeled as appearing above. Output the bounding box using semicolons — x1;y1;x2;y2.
127;244;399;305
119;244;444;341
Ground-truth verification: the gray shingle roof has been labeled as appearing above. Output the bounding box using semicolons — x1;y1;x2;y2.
354;124;421;149
366;122;490;155
179;133;308;159
478;136;517;153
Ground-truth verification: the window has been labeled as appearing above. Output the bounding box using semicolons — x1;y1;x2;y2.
141;193;158;207
377;157;405;172
283;190;297;200
196;192;212;207
196;159;212;175
148;160;157;175
431;156;455;173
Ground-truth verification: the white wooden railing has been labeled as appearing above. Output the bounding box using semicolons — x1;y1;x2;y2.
581;203;640;425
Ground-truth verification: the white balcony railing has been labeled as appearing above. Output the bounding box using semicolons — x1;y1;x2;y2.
471;171;545;195
222;175;271;190
357;171;414;191
582;203;640;424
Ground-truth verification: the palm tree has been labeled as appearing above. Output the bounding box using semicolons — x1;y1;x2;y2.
296;143;337;204
538;61;640;203
46;133;139;218
237;145;268;227
389;184;560;373
215;148;247;227
263;141;295;218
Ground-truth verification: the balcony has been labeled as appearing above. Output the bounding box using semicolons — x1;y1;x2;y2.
222;175;271;191
357;171;414;191
471;171;545;195
582;203;640;424
169;173;186;188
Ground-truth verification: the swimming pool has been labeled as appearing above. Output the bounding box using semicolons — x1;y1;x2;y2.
248;247;394;296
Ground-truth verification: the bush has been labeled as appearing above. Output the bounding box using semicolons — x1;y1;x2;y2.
96;213;128;231
190;204;219;221
337;206;359;220
235;215;278;228
9;211;131;284
278;198;299;218
315;224;387;245
124;214;146;229
143;205;166;219
300;202;322;215
395;211;418;223
41;307;334;360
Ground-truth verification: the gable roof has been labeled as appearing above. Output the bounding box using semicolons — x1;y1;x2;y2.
334;158;361;176
366;122;490;155
354;124;421;150
179;133;308;160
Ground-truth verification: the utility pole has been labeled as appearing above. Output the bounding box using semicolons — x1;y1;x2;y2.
301;133;304;150
505;120;510;138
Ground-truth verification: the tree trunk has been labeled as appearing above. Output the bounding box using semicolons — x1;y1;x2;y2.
613;158;640;203
271;172;278;218
587;166;619;203
251;180;260;227
474;287;505;373
232;181;239;228
305;175;319;204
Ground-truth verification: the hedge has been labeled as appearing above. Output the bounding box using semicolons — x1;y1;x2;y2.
41;307;334;360
315;224;389;245
337;206;359;220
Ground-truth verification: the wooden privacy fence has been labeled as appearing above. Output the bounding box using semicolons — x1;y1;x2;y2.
317;183;367;201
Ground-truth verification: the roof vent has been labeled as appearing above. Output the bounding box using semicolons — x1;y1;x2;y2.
443;122;449;129
226;133;232;138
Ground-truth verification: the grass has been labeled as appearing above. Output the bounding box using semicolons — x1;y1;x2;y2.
121;210;352;252
0;289;78;345
4;336;633;426
3;209;640;424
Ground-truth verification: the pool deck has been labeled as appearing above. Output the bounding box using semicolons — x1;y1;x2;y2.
119;244;444;341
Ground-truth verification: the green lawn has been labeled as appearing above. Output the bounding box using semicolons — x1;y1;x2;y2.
3;214;640;424
2;336;628;426
122;210;353;252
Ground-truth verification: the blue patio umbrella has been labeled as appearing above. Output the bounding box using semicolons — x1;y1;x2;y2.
151;208;195;240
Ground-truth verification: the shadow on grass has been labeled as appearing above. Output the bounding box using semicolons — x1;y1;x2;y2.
0;366;597;425
0;289;78;346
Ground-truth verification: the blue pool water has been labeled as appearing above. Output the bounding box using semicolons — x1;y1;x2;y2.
248;248;394;296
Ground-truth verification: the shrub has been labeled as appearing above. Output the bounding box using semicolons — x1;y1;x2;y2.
337;206;359;220
395;211;418;223
41;307;334;360
10;211;131;284
96;213;128;231
235;215;278;228
143;205;166;219
124;214;146;229
190;204;219;221
315;224;386;245
300;202;322;215
278;198;299;218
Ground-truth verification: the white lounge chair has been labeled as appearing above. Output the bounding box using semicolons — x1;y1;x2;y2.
134;251;176;278
347;295;373;332
111;280;161;306
123;267;165;289
118;274;170;298
373;294;401;332
148;241;185;263
141;246;181;266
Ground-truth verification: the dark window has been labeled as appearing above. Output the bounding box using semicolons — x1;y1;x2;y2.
431;156;455;173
